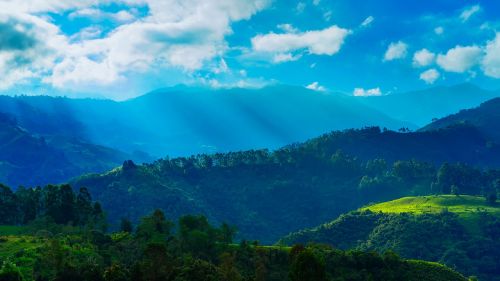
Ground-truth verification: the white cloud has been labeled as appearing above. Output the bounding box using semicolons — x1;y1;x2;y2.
273;53;301;63
482;33;500;78
69;8;136;23
419;69;440;84
306;81;326;91
323;10;332;21
413;49;435;67
312;0;321;6
361;16;374;27
436;45;483;73
296;2;306;13
460;5;481;22
353;87;382;97
277;23;298;33
251;25;351;60
384;41;408;61
434;26;444;35
0;0;271;92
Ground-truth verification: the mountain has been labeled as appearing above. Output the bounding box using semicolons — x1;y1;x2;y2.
71;125;500;244
280;195;500;281
0;85;410;158
0;112;134;188
356;83;499;127
421;97;500;143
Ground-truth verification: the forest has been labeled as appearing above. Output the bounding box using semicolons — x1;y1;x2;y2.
0;184;467;281
73;128;500;243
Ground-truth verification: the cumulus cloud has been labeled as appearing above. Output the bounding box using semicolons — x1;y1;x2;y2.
306;81;326;91
277;23;298;33
436;45;482;73
361;16;374;27
481;33;500;78
68;8;136;23
353;87;382;97
460;5;481;22
419;69;440;84
0;0;271;91
251;25;351;62
413;49;435;67
434;26;444;35
384;41;408;61
273;53;301;63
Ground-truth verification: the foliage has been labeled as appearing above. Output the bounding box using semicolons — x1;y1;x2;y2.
282;196;500;281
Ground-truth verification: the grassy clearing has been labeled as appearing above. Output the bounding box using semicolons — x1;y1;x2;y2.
360;195;500;218
0;225;27;235
0;235;44;280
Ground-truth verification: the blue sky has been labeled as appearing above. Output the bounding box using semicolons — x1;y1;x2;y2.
0;0;499;99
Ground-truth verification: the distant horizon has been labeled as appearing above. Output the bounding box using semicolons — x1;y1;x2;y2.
1;81;499;102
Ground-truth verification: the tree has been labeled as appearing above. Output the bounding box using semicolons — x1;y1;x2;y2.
289;249;327;281
103;264;129;281
486;193;497;205
0;184;19;224
136;209;173;243
0;260;24;281
219;223;237;244
76;187;93;226
120;218;133;233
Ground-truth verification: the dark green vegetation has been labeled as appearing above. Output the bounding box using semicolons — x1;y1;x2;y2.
72;127;500;243
0;184;105;227
357;83;499;126
422;97;500;143
281;196;500;281
0;112;137;188
0;207;466;281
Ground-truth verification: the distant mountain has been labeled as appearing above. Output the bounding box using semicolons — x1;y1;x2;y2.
421;97;500;143
280;195;500;281
0;112;134;187
71;125;500;244
0;86;410;158
356;83;499;127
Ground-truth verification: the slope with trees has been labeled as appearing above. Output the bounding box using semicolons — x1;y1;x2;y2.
280;195;500;281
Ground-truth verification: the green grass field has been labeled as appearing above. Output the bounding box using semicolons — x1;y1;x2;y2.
361;195;500;217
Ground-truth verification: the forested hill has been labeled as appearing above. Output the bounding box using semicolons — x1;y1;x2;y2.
421;97;500;143
280;195;500;281
0;112;133;188
0;191;467;281
72;125;500;243
356;83;499;126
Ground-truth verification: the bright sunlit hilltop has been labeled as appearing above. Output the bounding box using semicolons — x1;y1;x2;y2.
360;195;500;217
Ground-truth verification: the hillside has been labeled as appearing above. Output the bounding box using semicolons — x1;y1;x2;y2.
421;97;500;143
359;195;500;217
72;126;500;244
280;195;500;280
0;112;135;187
0;85;414;157
356;83;499;126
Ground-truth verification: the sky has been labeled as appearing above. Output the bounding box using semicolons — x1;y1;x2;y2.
0;0;499;100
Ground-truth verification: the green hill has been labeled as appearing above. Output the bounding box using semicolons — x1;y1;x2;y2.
281;196;500;281
71;126;500;244
360;195;500;217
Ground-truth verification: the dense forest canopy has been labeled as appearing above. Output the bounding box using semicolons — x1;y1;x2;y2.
0;192;467;281
72;126;500;243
